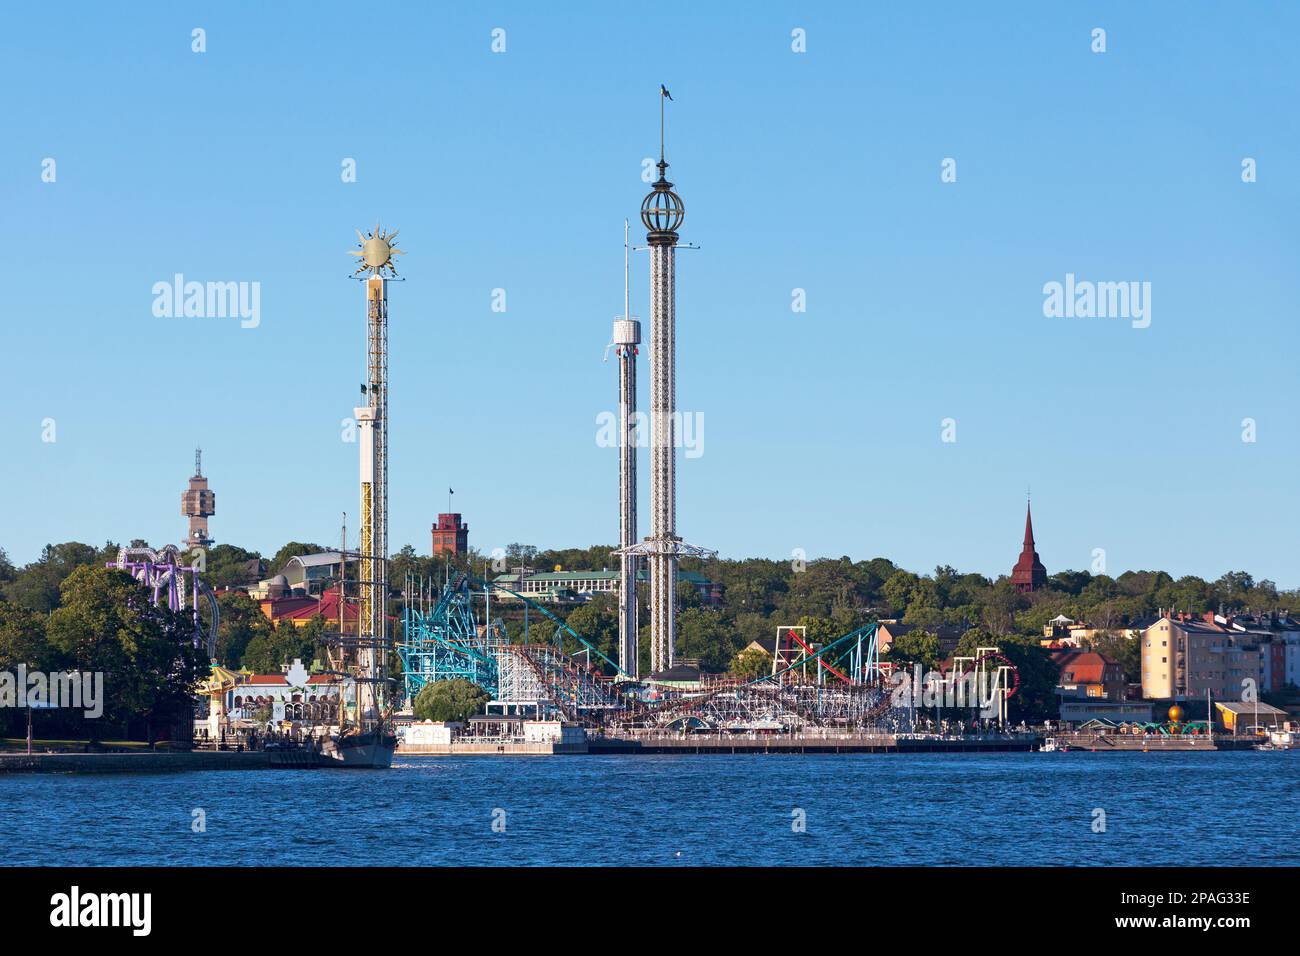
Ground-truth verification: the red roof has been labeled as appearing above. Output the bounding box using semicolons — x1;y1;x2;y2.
263;586;358;624
1051;650;1116;684
240;673;341;686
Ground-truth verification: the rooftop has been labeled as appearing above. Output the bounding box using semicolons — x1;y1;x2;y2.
493;569;712;585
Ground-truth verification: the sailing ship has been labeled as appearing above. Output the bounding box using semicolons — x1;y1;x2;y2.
323;533;396;768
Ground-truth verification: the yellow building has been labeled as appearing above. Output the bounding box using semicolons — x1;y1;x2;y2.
1142;613;1266;701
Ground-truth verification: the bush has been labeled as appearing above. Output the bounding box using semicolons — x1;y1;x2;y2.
413;679;490;722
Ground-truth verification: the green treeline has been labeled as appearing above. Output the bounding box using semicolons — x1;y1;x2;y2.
2;540;1291;733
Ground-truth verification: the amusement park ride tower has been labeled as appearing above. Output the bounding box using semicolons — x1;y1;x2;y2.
612;222;641;677
343;224;403;765
625;89;715;675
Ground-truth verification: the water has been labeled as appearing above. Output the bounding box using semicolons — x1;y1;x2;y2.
3;751;1297;866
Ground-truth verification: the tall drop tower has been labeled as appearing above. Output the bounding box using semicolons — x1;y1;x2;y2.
181;448;215;549
612;220;641;677
350;223;403;726
635;88;715;675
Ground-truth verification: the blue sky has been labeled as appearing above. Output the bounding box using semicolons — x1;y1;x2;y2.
2;2;1297;584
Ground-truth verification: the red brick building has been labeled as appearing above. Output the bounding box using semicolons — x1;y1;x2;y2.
431;513;469;556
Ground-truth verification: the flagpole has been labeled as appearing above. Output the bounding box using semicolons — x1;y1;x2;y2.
660;87;666;162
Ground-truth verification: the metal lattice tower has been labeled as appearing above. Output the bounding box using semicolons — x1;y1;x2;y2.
350;223;402;727
612;220;641;678
630;90;717;674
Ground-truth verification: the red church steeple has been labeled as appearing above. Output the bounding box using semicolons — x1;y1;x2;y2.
1011;501;1047;593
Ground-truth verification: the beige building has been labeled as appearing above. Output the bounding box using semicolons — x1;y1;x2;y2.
1142;613;1266;701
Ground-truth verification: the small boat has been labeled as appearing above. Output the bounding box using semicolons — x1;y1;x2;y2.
1255;730;1296;752
1040;737;1064;752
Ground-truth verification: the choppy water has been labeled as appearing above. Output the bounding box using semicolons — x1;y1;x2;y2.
2;751;1296;866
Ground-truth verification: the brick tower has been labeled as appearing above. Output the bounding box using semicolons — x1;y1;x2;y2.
431;514;468;556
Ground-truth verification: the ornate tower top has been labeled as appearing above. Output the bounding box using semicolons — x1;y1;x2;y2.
349;223;404;277
641;86;685;242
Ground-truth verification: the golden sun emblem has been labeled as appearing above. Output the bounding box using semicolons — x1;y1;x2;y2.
350;222;404;277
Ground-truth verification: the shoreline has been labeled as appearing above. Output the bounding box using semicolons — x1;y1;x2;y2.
0;732;1267;772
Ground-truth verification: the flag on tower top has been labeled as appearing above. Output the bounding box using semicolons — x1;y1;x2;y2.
660;84;672;100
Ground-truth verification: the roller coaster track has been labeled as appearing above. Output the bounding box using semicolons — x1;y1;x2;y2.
108;544;220;660
508;645;621;724
607;624;891;730
468;573;628;678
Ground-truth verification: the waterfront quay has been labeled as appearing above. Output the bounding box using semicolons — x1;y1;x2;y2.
589;731;1040;754
397;731;1042;756
1052;732;1257;752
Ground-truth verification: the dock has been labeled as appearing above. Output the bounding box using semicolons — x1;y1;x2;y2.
587;732;1039;754
1051;732;1257;752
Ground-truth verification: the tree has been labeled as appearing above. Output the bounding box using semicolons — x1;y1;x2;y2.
730;647;772;679
45;565;205;743
3;541;104;613
1087;631;1141;684
0;599;50;671
887;629;941;670
980;580;1026;636
1048;570;1091;595
240;619;316;674
205;544;263;589
565;596;618;671
214;590;273;666
268;542;324;575
0;600;50;736
413;678;489;721
882;569;922;617
0;548;16;585
676;607;734;672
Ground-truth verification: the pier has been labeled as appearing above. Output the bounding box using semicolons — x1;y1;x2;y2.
588;732;1039;754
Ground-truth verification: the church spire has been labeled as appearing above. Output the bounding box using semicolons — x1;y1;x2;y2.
1011;498;1047;593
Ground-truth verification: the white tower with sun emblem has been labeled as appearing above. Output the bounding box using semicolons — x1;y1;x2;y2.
344;224;402;763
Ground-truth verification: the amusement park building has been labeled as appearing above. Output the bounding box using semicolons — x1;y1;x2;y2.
197;659;342;738
492;568;721;606
281;552;345;596
258;585;358;635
